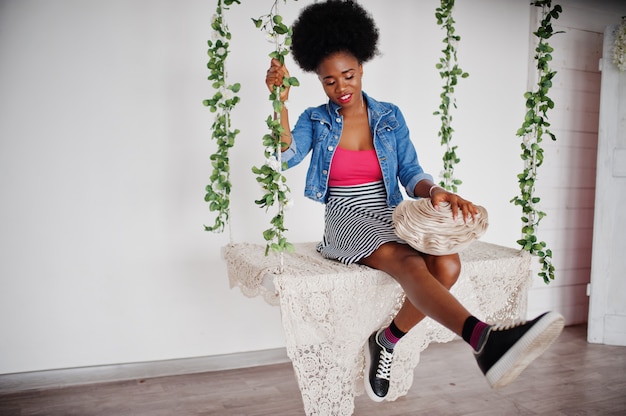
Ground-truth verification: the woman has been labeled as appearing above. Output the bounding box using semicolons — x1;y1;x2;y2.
265;0;563;403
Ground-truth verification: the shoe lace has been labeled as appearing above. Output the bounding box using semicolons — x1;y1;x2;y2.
491;319;528;331
375;348;393;381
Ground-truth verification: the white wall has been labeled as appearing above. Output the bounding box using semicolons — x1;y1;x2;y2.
0;0;614;375
522;0;626;323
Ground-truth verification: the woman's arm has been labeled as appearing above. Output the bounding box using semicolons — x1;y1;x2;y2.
414;180;478;221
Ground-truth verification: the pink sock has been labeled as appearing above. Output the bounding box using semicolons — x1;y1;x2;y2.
383;326;401;344
470;321;490;351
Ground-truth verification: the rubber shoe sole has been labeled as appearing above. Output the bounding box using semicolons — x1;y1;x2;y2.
481;311;564;389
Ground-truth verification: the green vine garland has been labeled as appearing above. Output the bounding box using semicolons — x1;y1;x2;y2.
434;0;468;193
251;1;300;255
203;0;241;233
512;0;563;284
614;16;626;71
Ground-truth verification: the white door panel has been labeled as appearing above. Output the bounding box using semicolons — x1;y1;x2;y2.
588;25;626;346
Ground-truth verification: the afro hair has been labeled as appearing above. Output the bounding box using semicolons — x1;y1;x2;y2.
290;0;379;72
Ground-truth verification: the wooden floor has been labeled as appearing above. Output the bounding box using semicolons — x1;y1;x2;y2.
1;325;625;416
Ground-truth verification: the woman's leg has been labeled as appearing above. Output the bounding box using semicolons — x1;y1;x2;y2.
362;242;564;401
362;243;472;402
391;252;461;333
361;243;470;335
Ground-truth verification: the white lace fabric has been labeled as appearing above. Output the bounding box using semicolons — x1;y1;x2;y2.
223;241;532;416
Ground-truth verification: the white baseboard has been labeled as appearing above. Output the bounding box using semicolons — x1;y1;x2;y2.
0;347;290;394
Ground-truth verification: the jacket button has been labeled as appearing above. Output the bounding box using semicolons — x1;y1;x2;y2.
336;117;341;123
328;146;334;151
322;170;328;175
316;192;322;198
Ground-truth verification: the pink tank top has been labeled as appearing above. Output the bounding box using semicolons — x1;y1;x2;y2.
328;146;383;187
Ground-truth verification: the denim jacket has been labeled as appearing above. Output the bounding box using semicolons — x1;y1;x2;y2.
282;92;433;207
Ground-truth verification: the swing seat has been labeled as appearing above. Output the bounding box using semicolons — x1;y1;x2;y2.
223;240;532;416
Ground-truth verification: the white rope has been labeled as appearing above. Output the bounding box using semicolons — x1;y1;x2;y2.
223;6;234;245
226;111;234;244
274;0;285;274
219;0;235;245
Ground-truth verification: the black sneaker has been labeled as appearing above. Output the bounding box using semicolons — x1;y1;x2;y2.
475;311;564;388
364;329;394;402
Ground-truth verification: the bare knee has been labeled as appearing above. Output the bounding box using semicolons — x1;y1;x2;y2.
360;243;429;277
426;254;461;289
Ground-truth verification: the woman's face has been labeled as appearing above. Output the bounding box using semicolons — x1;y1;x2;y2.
316;52;363;109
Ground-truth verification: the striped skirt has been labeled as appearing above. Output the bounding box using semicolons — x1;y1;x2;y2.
316;181;406;265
